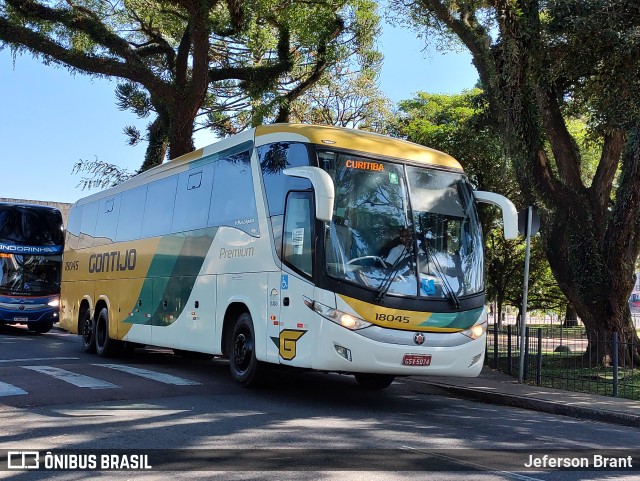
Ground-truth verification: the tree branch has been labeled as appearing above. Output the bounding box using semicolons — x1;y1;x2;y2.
590;129;625;221
535;87;584;191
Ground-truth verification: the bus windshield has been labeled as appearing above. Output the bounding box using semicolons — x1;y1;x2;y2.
0;204;64;296
320;151;484;300
0;253;61;296
0;204;64;247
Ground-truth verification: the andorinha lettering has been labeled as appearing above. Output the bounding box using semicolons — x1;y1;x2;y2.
345;159;385;171
0;244;59;254
88;249;137;273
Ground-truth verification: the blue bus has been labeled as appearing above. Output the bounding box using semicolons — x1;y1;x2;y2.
0;202;64;333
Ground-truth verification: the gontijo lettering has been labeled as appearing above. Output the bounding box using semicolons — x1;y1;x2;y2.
89;249;137;273
345;159;385;171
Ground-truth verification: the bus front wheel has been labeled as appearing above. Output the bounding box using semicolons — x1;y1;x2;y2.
81;309;96;353
354;373;395;390
229;312;267;387
95;308;118;357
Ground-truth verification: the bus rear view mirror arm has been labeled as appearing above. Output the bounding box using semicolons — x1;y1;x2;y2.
473;191;519;240
283;167;335;222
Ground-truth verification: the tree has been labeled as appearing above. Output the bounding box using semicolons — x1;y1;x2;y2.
389;89;566;325
288;64;392;132
389;0;640;364
1;0;380;169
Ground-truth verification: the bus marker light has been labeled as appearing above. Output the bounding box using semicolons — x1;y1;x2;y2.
469;353;482;368
297;323;304;328
334;344;352;361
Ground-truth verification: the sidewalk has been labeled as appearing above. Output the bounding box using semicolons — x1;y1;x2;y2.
412;366;640;428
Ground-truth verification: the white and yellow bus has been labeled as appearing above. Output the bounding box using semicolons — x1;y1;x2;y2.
60;124;517;389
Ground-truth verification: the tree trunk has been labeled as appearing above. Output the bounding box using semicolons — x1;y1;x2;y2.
563;304;578;328
544;203;640;366
139;115;170;172
580;307;640;367
168;107;197;161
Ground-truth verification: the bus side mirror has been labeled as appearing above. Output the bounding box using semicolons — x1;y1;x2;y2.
283;167;335;222
473;191;519;240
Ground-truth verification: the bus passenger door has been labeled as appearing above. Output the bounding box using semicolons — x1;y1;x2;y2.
274;192;317;368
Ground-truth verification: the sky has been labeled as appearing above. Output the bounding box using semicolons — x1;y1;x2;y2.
0;22;478;205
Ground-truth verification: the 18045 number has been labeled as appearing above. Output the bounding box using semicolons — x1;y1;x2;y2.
375;313;410;323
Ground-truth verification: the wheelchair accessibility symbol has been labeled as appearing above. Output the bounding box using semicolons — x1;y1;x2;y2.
281;274;289;290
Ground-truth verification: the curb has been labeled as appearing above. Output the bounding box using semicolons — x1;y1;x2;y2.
421;382;640;428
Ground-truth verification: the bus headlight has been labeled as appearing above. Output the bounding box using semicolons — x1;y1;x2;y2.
48;298;60;308
461;320;486;340
304;298;371;330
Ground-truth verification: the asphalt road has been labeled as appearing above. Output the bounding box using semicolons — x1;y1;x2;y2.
1;324;639;481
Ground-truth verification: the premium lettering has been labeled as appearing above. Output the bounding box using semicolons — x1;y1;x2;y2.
88;249;137;273
219;247;254;259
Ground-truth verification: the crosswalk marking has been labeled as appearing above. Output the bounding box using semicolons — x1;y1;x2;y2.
0;381;28;397
95;364;202;386
0;357;79;364
22;366;119;389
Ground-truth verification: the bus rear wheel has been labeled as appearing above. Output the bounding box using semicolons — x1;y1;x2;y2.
81;309;96;353
229;312;267;387
354;373;396;390
95;308;118;357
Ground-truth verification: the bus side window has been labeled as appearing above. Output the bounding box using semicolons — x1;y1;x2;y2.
172;164;215;233
94;196;120;246
116;186;147;242
258;142;312;217
142;175;177;238
66;205;83;250
283;192;314;278
208;151;258;235
79;201;99;249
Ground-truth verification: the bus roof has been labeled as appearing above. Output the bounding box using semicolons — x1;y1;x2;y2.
255;124;462;170
74;124;462;206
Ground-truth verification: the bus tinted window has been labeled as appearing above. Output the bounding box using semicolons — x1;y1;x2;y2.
172;163;215;233
79;202;99;248
258;143;311;216
116;186;147;241
209;151;258;235
142;176;177;238
65;205;82;250
0;205;64;246
94;196;121;246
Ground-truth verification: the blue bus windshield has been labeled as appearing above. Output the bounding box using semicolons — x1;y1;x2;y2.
0;204;63;296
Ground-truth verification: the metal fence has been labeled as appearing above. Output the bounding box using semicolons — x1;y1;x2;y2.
485;323;640;400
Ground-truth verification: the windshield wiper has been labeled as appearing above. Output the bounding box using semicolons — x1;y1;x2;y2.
375;244;412;305
421;241;461;309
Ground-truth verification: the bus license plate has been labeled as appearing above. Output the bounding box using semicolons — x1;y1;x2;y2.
402;354;432;366
13;317;28;322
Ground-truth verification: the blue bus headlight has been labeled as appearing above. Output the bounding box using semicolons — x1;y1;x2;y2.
48;298;60;308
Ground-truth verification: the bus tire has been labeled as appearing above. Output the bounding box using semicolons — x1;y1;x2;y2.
81;309;96;354
229;312;267;387
354;373;395;390
29;321;53;334
95;308;117;357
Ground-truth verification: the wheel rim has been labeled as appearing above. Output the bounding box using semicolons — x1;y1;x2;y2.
233;329;253;373
82;316;93;345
